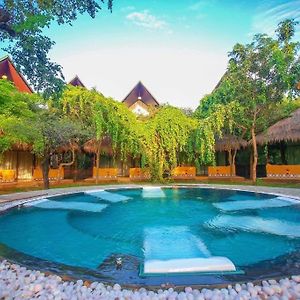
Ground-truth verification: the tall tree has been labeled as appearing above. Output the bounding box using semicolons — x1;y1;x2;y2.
61;86;140;183
0;1;113;97
31;111;84;189
197;19;300;182
228;20;299;182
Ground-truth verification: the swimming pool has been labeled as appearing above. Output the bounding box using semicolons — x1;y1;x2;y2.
0;187;299;285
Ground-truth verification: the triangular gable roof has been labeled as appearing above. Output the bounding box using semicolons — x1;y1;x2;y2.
123;81;159;107
69;75;86;88
0;56;33;93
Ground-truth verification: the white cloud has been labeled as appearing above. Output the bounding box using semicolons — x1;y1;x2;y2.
126;10;168;31
251;0;300;38
188;1;204;11
121;6;135;12
54;45;227;109
188;0;213;11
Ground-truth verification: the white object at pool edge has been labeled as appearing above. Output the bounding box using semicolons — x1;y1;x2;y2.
143;187;166;198
143;257;236;274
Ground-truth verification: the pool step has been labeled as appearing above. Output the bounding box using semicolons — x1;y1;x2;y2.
25;199;108;213
143;257;237;275
142;187;166;198
213;196;298;212
207;215;300;238
85;190;131;202
142;226;236;274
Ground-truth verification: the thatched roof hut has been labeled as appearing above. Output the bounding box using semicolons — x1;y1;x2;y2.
215;135;248;152
256;108;300;145
11;142;32;152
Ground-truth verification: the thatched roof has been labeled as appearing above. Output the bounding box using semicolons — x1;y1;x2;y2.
256;108;300;145
83;136;113;155
57;141;80;153
215;135;248;152
11;142;32;151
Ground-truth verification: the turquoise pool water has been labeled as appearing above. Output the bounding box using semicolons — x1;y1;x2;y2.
0;187;299;273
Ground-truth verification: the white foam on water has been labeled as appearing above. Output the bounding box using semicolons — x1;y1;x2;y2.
85;189;104;194
207;215;300;238
85;190;130;202
213;197;298;211
143;226;211;260
142;187;166;198
143;257;236;274
23;198;49;207
276;196;299;204
31;201;108;213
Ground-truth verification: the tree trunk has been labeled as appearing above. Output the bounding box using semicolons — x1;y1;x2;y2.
59;149;76;183
96;141;101;184
41;154;50;189
251;127;258;183
228;150;233;176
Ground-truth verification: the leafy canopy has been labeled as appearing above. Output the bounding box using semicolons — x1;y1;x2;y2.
0;78;39;153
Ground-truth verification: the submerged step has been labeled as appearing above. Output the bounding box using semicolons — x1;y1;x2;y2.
213;196;298;211
143;257;236;274
207;215;300;238
85;190;131;202
26;199;108;213
142;187;166;198
143;226;210;260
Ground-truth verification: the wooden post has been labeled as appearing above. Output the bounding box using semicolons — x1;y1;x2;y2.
232;149;237;176
228;150;233;176
96;141;101;184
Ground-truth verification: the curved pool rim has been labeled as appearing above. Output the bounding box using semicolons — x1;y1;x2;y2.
0;184;299;288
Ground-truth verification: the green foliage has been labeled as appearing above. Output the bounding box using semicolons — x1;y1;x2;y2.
195;19;300;181
138;106;197;181
61;86;141;162
192;102;237;165
194;79;235;119
0;1;113;97
0;79;39;153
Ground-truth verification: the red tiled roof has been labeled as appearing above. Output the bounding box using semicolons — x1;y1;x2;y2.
0;56;33;93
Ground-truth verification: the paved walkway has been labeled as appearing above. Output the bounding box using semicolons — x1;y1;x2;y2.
0;183;299;211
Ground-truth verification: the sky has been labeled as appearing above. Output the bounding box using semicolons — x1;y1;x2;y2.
2;0;300;109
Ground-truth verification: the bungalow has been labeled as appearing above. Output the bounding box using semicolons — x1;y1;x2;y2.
0;56;34;182
256;108;300;181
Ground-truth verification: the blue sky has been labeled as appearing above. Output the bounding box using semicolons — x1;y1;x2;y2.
2;0;300;108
